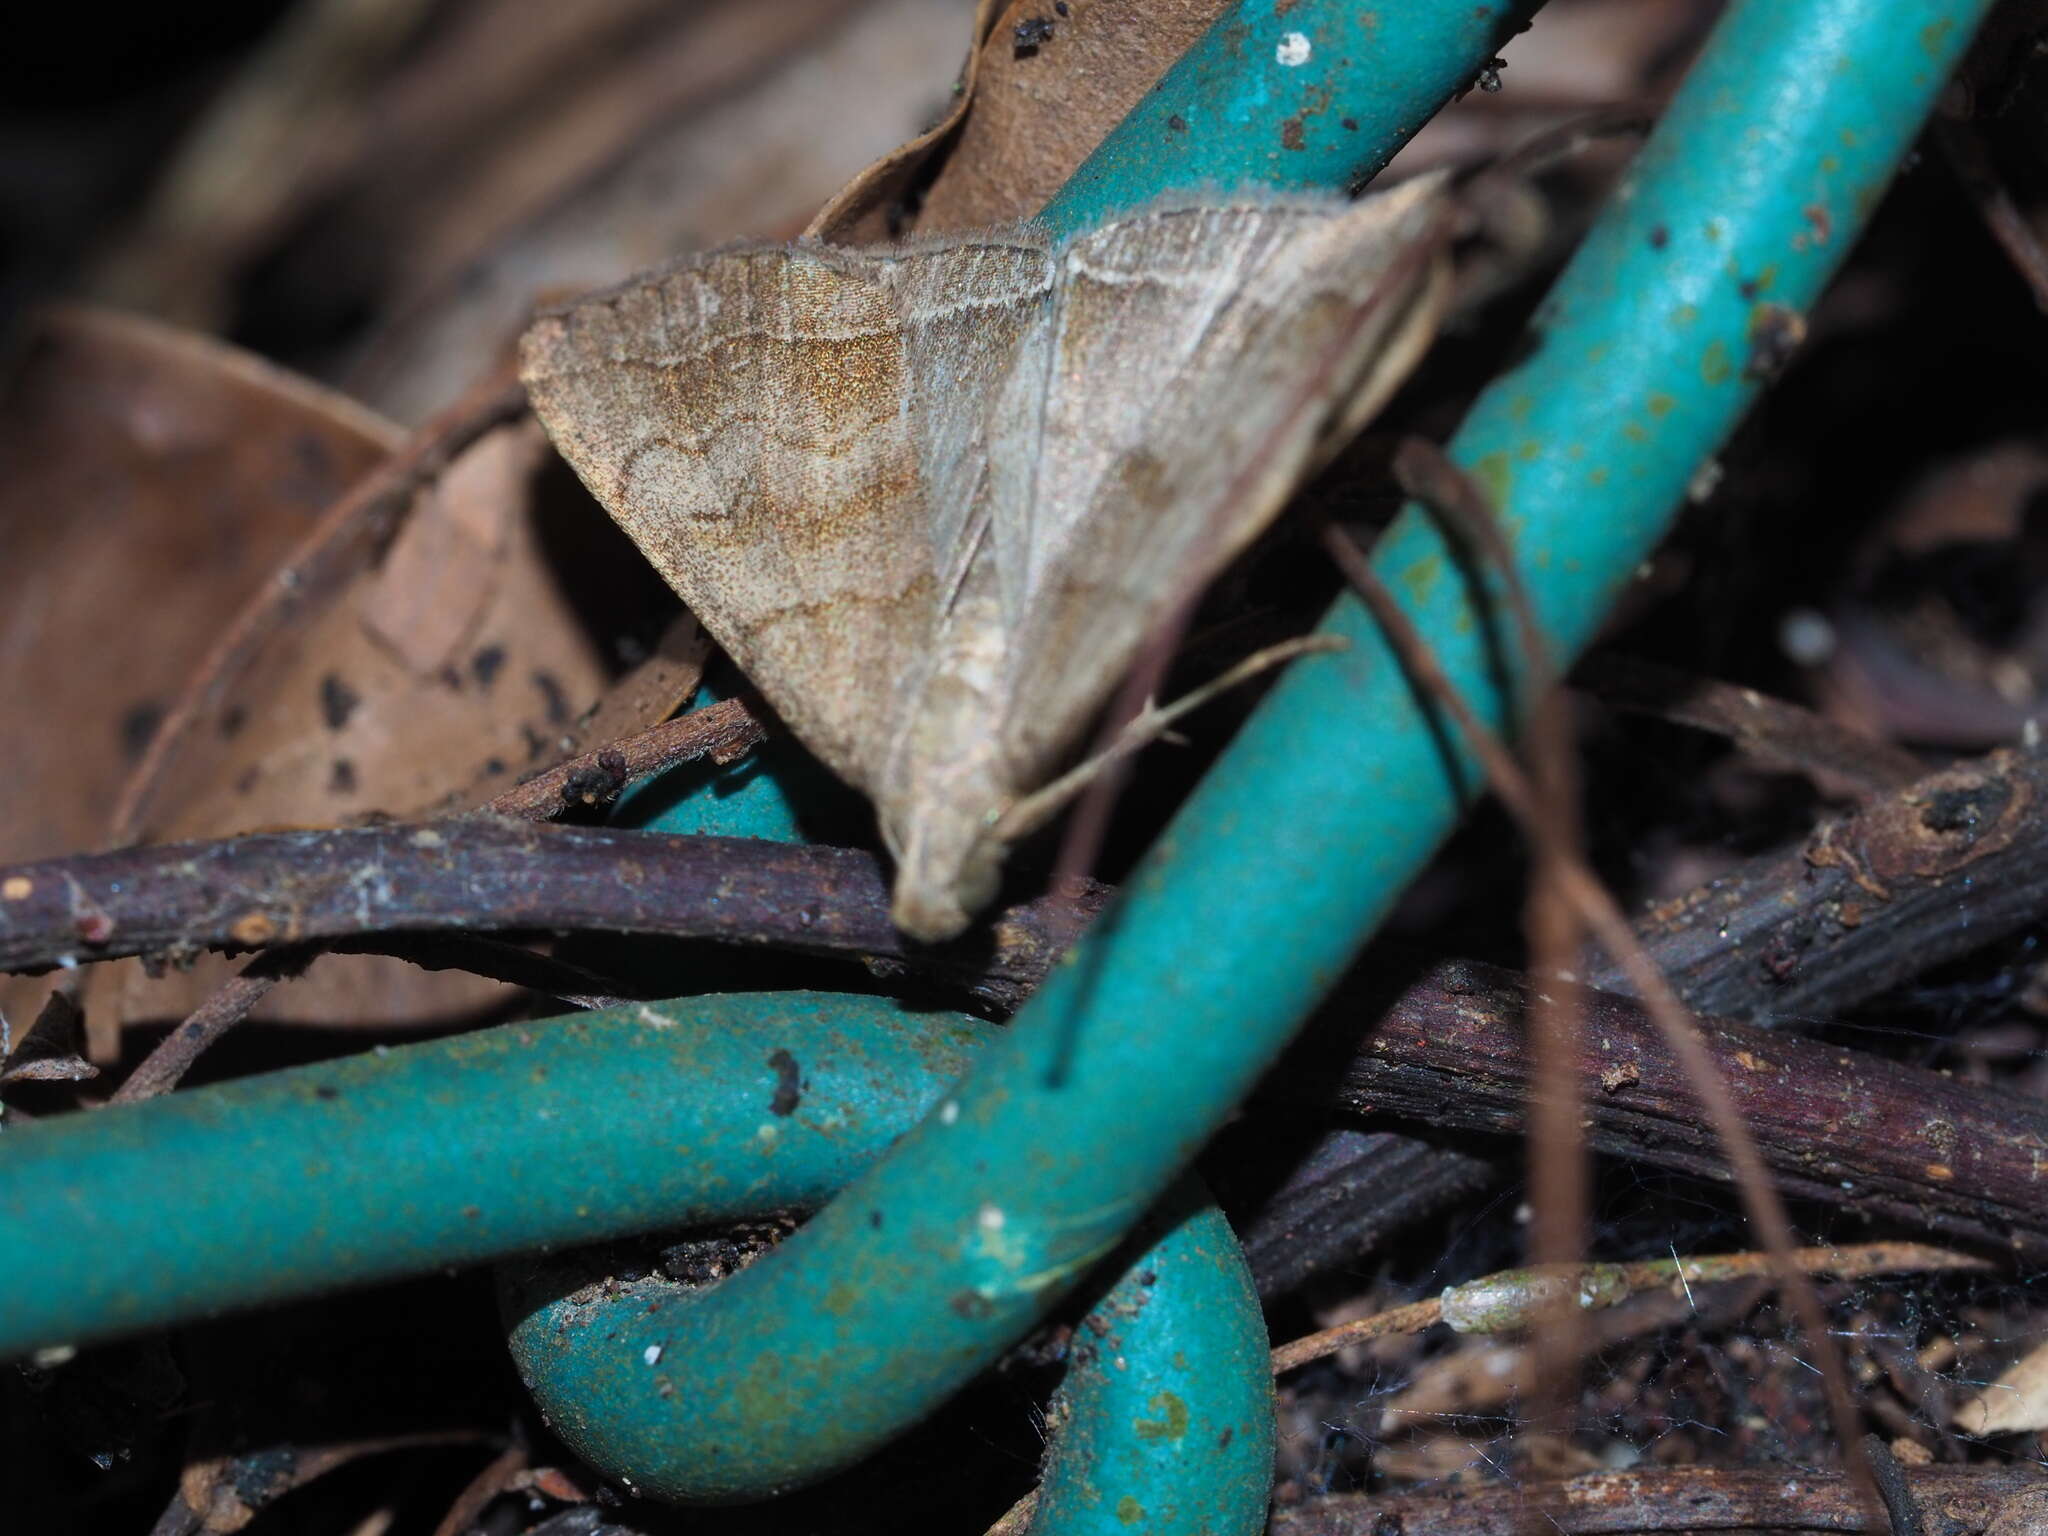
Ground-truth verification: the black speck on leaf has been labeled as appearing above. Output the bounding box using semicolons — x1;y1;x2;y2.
319;673;360;731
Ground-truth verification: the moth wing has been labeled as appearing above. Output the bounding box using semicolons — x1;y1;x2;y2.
989;177;1450;778
520;239;1048;790
885;235;1058;607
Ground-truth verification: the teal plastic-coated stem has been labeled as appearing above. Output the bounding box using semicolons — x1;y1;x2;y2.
503;1175;1272;1531
1038;0;1543;238
0;995;987;1359
1026;1185;1272;1536
563;0;1990;1501
612;674;814;841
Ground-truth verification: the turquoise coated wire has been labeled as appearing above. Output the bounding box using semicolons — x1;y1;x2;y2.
542;0;1992;1501
0;0;1995;1522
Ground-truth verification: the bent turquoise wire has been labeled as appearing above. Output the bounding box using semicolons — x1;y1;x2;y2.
530;0;1990;1502
504;1172;1272;1525
0;0;1992;1516
0;7;1545;1526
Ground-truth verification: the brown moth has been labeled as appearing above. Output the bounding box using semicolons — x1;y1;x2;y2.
520;175;1449;941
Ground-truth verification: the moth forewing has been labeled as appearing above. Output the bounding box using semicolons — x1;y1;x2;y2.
519;174;1451;943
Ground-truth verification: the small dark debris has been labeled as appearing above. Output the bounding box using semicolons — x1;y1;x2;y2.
767;1048;803;1116
522;724;549;760
119;700;163;761
1744;304;1806;381
471;644;507;690
533;669;571;725
869;1209;883;1229
561;750;629;810
1167;113;1187;133
1475;57;1506;92
288;430;336;497
218;704;247;738
483;756;507;778
230;1446;299;1509
319;673;360;731
73;901;115;946
660;1213;799;1286
1;992;96;1084
1013;16;1054;54
1921;784;1993;834
314;1084;339;1101
1341;116;1359;131
1054;0;1068;13
1649;224;1670;249
1760;938;1801;983
329;758;357;795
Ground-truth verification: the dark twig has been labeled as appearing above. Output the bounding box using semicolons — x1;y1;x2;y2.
110;946;314;1103
10;821;2043;1255
483;695;764;820
1321;957;2048;1261
1861;1436;1928;1536
121;694;765;1095
1937;116;2048;315
1262;736;2048;1293
1575;650;1925;797
1271;1465;2044;1536
1589;744;2048;1022
0;819;1101;1011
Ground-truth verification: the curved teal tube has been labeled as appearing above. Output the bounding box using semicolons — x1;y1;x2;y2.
0;0;1992;1518
582;0;1990;1501
504;1177;1273;1531
1027;1186;1272;1536
1040;0;1540;238
0;995;987;1358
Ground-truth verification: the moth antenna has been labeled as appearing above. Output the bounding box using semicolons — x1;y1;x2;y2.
991;635;1345;841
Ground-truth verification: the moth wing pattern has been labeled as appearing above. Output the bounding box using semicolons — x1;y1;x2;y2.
519;238;1049;789
989;176;1450;776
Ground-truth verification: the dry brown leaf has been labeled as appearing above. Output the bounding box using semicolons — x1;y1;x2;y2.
0;307;400;1047
88;0;441;326
347;0;975;419
1955;1338;2048;1436
84;413;633;1042
0;307;400;864
807;0;1006;242
911;0;1229;233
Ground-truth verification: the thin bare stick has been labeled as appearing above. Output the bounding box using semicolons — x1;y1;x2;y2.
1392;437;1595;1437
110;947;315;1103
1272;1241;1989;1374
1573;651;1922;796
484;695;764;819
1323;523;1879;1518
